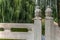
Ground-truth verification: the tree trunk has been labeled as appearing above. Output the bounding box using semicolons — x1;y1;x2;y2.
57;0;60;27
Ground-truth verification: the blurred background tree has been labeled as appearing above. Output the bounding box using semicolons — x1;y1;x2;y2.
0;0;57;23
58;0;60;27
0;0;35;23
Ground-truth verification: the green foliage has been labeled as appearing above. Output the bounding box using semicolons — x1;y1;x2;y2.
42;19;45;35
11;28;28;32
0;0;57;23
0;28;4;31
0;0;35;23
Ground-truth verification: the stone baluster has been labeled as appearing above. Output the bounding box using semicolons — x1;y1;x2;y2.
34;6;42;40
45;6;55;40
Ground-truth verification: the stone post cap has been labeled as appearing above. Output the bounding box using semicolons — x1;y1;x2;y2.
45;6;52;12
35;6;41;17
35;6;40;9
45;6;52;17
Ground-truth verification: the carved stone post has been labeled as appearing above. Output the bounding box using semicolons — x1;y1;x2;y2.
34;6;42;40
45;6;55;40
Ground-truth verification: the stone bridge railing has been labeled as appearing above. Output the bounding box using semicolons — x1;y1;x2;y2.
0;5;59;40
0;6;42;40
0;23;34;40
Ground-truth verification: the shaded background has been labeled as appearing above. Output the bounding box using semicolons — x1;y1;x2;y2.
0;0;58;23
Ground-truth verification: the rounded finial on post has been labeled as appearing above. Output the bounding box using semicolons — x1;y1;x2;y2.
45;5;52;17
35;6;41;17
